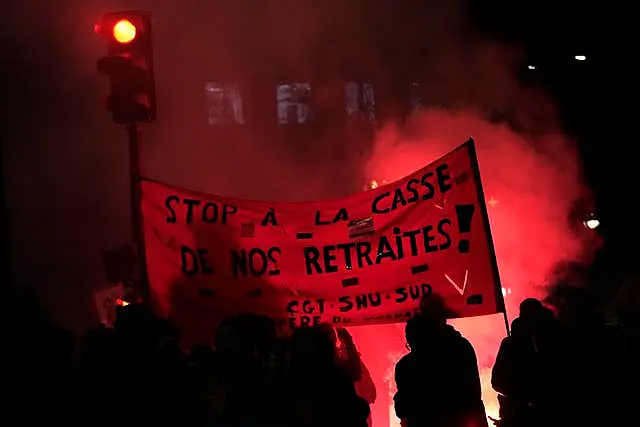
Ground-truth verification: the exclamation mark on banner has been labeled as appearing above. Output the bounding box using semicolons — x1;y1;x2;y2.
455;204;475;253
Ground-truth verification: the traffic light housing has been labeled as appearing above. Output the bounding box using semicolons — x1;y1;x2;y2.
95;11;157;124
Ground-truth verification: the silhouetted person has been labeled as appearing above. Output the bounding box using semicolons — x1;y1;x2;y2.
213;315;265;425
0;287;77;424
184;343;221;426
493;299;564;427
244;314;283;425
394;296;487;427
492;317;537;427
319;324;377;426
337;328;377;410
287;326;370;427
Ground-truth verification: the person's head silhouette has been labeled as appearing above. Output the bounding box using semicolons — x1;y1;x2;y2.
405;315;430;351
419;293;452;329
519;298;544;319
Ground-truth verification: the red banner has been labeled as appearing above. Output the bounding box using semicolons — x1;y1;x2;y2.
141;139;504;333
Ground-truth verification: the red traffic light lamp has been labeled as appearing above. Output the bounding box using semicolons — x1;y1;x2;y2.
95;19;135;44
95;11;157;125
112;19;137;44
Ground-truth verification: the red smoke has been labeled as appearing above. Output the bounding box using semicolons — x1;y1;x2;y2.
349;109;596;426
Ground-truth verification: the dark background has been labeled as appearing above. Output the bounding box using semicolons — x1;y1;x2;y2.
1;0;635;330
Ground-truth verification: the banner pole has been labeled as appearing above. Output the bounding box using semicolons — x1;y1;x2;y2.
465;138;510;336
127;123;151;304
0;143;8;290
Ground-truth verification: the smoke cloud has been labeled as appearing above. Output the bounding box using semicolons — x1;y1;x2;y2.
3;0;596;425
353;108;592;423
345;7;596;426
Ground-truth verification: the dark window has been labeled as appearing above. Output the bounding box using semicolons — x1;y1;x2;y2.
276;82;311;124
345;81;376;122
205;82;245;124
410;82;425;112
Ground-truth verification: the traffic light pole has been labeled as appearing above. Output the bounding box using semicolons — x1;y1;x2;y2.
96;11;156;304
127;123;151;304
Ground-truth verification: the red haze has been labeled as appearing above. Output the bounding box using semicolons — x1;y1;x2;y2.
350;109;595;426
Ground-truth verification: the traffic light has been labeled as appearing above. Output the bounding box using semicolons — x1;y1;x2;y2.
95;11;157;124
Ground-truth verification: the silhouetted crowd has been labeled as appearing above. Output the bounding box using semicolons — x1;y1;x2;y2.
490;296;639;427
1;287;638;427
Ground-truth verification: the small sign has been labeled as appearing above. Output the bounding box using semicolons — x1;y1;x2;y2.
348;217;375;238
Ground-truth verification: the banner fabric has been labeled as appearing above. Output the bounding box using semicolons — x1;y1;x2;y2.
141;139;504;334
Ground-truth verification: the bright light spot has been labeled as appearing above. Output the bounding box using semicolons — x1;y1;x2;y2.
115;298;129;306
527;65;536;70
363;179;391;191
575;55;586;61
113;19;137;44
488;197;499;207
501;287;512;296
584;219;600;229
480;367;500;424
